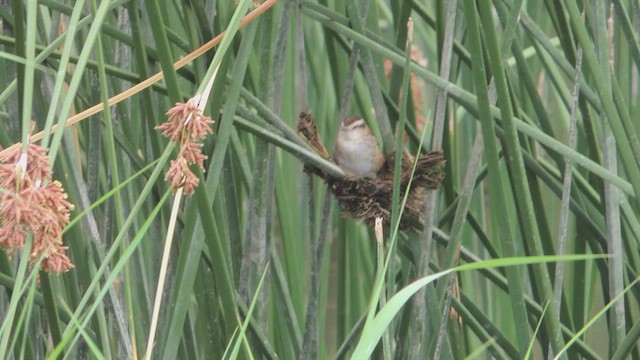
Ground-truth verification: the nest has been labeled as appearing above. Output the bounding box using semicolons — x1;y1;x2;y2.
297;111;446;229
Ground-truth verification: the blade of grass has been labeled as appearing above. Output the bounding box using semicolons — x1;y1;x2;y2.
227;264;270;359
0;236;32;358
51;189;172;359
461;2;530;355
564;1;640;208
352;255;604;359
476;1;565;354
553;276;640;360
144;187;183;359
525;301;551;359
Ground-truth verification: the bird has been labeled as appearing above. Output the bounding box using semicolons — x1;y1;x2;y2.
333;116;385;178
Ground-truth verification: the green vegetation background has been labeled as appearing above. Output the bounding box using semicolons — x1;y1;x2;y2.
0;1;639;359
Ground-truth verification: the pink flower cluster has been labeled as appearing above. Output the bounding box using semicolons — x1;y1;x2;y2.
0;144;74;274
156;98;214;195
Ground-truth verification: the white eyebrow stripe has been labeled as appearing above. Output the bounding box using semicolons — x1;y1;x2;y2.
345;118;365;129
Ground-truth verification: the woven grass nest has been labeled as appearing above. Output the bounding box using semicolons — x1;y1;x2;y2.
297;111;446;229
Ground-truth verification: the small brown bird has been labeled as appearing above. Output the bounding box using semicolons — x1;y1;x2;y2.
333;116;385;178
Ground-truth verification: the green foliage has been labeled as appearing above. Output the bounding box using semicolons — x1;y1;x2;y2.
0;1;639;359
